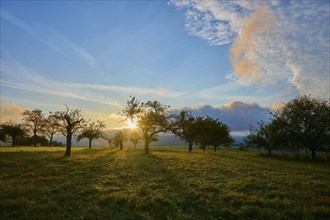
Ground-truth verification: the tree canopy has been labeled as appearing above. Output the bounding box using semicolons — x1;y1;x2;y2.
122;96;172;154
272;95;330;160
77;120;106;149
0;120;26;146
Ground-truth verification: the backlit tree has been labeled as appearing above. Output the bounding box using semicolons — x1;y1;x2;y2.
122;96;172;154
54;105;85;157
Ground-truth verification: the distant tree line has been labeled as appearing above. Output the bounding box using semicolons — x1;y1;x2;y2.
1;95;329;160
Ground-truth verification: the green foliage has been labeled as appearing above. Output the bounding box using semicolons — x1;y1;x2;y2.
113;131;124;149
271;95;330;160
122;96;171;154
172;112;232;152
171;110;198;152
244;121;274;154
195;116;233;151
16;135;49;146
0;121;26;146
129;129;141;149
0;148;329;219
77;120;106;149
0;129;7;142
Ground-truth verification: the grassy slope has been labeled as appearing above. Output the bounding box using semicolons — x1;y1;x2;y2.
0;147;329;219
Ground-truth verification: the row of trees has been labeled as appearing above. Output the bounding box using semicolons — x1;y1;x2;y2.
2;95;328;159
121;96;233;154
0;106;94;156
244;95;330;160
0;97;234;157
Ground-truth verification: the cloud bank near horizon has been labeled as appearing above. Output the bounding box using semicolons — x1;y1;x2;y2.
171;0;330;99
173;101;271;134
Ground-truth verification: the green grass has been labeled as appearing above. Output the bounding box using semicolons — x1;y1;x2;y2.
0;147;329;219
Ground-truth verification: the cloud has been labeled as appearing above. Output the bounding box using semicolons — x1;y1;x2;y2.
0;9;102;75
0;102;24;123
230;5;275;83
171;0;330;100
178;101;270;132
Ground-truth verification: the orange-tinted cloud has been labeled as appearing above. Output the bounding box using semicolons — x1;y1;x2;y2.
0;102;24;123
230;5;275;82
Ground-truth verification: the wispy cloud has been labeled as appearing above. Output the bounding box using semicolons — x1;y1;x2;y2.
0;9;103;75
0;58;186;107
171;0;330;100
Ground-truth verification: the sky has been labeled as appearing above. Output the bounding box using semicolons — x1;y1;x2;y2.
1;0;329;134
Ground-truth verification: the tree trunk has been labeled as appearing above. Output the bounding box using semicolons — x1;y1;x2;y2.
203;144;206;151
134;143;137;149
145;141;149;154
107;140;111;148
11;135;16;147
188;141;193;152
49;135;53;147
65;131;72;157
214;145;217;152
120;142;123;150
268;149;271;154
311;149;316;161
33;129;37;147
89;138;92;149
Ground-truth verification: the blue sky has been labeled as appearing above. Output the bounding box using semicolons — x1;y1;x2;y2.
1;0;329;133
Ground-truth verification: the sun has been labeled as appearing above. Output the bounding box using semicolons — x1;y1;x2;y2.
127;118;137;129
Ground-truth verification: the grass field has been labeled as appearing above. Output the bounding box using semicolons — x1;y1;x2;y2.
0;147;329;219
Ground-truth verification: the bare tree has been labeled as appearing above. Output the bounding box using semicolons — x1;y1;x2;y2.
43;113;61;146
22;109;44;146
54;105;85;157
101;133;113;147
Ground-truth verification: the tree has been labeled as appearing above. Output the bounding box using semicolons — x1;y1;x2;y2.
54;106;85;157
101;133;113;148
129;129;141;149
208;118;233;152
0;120;26;146
171;110;198;152
43;113;61;146
16;135;49;146
22;109;45;147
194;116;232;152
0;129;7;142
77;120;106;149
271;95;330;160
122;96;172;154
113;131;124;150
244;121;273;154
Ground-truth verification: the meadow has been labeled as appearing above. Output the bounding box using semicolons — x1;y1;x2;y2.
0;147;329;219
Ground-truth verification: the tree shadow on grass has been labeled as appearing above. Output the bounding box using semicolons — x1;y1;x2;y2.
93;150;231;219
